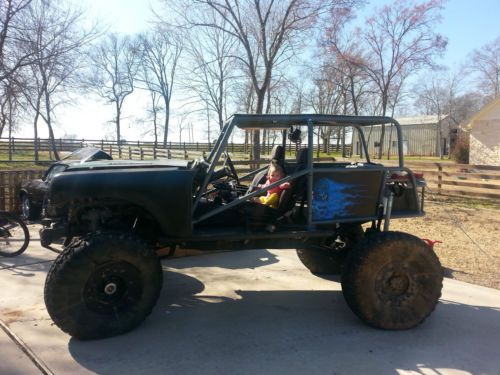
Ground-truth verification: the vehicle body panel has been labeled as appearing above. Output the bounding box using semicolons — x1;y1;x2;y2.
49;167;194;236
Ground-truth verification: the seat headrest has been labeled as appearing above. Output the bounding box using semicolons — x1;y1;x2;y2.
271;145;284;162
296;148;308;164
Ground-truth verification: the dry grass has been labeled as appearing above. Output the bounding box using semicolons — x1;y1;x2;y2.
390;196;500;290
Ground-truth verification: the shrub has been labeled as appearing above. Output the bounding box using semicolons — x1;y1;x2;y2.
451;132;469;164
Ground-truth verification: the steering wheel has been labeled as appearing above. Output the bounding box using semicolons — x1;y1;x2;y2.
223;152;240;184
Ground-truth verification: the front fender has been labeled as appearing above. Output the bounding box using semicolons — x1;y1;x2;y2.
48;168;194;237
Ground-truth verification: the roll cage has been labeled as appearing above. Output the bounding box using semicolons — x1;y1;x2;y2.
192;114;417;231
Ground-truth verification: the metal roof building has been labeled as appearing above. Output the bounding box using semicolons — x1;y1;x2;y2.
352;115;457;157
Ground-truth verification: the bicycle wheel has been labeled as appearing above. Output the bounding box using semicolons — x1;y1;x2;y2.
0;213;30;257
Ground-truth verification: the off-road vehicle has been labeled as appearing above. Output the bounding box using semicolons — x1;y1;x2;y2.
41;114;443;339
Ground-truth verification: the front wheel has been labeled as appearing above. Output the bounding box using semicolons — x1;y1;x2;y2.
0;213;30;257
341;231;443;330
44;232;163;339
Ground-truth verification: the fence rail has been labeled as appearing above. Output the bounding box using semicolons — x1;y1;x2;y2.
0;137;351;162
384;161;500;200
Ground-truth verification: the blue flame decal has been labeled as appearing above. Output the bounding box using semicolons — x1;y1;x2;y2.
312;178;361;221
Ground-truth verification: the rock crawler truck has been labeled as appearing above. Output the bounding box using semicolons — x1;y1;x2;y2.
41;114;443;339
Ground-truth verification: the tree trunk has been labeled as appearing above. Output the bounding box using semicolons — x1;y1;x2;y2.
153;107;158;149
244;130;249;153
33;99;42;162
386;125;393;160
163;103;170;148
436;119;443;159
378;124;385;159
378;95;388;159
206;105;211;144
341;126;346;157
0;117;5;139
44;91;60;161
253;91;265;163
115;101;122;158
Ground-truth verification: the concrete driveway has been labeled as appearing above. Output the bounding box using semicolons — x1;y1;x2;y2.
1;224;499;375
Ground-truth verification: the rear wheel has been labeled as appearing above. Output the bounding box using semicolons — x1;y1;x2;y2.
44;232;163;339
341;231;443;330
296;224;363;274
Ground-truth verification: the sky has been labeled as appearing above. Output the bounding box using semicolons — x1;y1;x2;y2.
86;0;500;69
20;0;500;141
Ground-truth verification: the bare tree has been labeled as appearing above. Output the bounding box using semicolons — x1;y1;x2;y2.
143;84;162;147
178;0;358;160
138;29;183;147
183;10;237;132
322;4;369;116
20;0;97;161
329;0;447;158
90;34;140;153
414;72;455;158
468;36;500;100
0;0;33;83
0;76;22;142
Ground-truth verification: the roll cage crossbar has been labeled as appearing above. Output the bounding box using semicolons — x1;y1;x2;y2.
193;114;405;225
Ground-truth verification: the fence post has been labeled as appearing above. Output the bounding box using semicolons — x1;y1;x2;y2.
437;163;442;195
0;172;5;211
153;147;157;159
129;147;132;160
140;147;144;160
7;171;13;211
8;137;13;161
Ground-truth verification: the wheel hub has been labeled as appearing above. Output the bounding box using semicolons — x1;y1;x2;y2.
104;282;118;295
375;264;415;303
84;261;143;315
386;272;410;296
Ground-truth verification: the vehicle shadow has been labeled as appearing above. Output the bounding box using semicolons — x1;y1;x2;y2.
166;248;280;270
67;269;500;375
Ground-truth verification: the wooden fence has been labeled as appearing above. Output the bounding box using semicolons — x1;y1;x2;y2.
0;169;44;212
0;137;351;162
398;161;500;200
1;159;498;212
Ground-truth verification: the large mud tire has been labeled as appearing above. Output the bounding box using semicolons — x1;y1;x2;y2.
341;231;443;330
296;224;364;274
44;232;162;340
